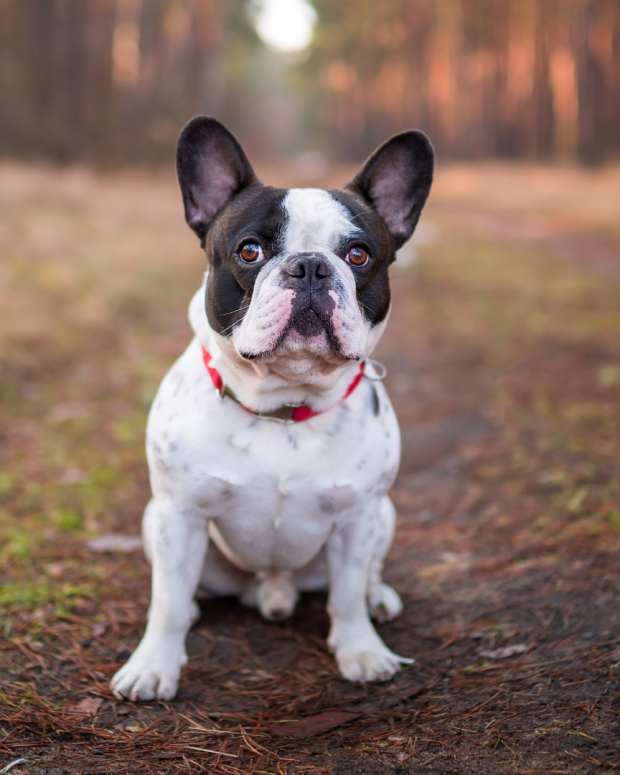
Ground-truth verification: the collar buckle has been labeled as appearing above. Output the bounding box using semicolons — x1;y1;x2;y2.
255;403;302;424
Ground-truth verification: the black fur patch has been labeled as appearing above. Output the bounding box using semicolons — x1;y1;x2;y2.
204;185;287;336
329;189;393;326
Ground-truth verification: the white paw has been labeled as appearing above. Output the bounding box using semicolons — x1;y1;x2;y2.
329;625;413;683
110;637;186;702
368;583;403;622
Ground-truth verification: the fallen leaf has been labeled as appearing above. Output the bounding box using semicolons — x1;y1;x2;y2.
479;644;529;660
268;709;360;738
87;534;142;553
65;697;103;718
268;684;427;738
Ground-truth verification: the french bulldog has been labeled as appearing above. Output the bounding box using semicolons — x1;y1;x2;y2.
111;116;433;701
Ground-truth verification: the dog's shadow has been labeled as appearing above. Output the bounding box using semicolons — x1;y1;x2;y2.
191;590;330;655
178;589;428;711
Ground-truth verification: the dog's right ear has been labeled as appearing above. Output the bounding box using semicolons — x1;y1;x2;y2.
177;116;258;245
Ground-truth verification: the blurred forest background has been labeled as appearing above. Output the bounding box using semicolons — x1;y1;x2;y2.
1;0;619;166
2;2;620;772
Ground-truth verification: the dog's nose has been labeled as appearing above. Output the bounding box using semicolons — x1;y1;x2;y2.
282;253;333;286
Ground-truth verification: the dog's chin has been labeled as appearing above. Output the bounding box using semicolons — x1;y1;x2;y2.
237;325;356;366
278;328;332;356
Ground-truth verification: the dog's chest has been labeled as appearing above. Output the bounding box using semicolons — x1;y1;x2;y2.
209;424;391;570
148;348;400;571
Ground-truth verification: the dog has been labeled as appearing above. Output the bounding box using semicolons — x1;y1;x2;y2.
110;116;433;701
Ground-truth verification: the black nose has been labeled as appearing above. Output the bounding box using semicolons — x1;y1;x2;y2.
282;253;333;288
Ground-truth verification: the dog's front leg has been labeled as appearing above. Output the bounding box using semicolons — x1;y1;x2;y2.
111;497;207;701
327;507;412;682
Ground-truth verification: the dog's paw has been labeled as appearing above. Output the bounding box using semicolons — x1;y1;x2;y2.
329;625;413;683
110;638;186;702
368;583;403;622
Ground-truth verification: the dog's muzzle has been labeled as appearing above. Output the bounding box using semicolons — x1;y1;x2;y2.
279;253;336;337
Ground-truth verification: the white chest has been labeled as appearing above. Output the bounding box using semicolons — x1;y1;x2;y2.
146;342;400;572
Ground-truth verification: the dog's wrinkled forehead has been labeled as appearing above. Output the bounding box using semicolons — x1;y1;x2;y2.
282;189;360;254
215;185;371;261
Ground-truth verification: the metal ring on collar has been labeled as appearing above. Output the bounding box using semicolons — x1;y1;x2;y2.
364;359;387;381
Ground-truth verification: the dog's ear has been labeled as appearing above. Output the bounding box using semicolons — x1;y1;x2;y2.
177;116;258;244
346;131;434;250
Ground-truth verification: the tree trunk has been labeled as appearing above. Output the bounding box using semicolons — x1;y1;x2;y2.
575;0;606;165
532;0;555;158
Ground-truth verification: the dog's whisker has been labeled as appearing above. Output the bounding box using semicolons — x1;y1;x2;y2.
220;319;242;336
219;303;251;318
358;300;377;317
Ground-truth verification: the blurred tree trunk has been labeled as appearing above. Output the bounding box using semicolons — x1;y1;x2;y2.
532;0;555;158
408;1;433;132
492;8;512;157
53;0;90;161
575;0;606;165
30;0;57;134
87;0;117;159
185;0;213;109
138;0;166;92
610;2;620;154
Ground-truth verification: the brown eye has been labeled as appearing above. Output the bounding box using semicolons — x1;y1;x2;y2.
239;242;263;263
346;246;370;267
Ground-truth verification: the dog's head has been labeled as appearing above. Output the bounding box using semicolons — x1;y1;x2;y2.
177;117;433;365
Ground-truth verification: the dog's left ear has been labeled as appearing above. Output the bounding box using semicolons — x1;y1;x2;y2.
177;116;258;245
346;131;434;250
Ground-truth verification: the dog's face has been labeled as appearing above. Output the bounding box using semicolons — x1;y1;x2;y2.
177;118;433;364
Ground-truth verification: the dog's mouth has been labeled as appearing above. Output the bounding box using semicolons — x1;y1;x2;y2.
240;303;345;362
291;306;326;336
280;296;342;351
235;288;362;364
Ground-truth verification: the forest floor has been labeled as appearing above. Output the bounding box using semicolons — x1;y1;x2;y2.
1;161;619;774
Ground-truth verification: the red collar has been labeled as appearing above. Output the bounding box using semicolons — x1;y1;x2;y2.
201;345;365;423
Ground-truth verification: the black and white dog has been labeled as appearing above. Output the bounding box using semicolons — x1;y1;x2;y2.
111;117;433;701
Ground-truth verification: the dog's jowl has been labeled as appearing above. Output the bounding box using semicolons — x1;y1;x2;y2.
111;116;434;701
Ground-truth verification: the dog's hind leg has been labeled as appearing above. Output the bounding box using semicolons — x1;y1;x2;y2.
294;549;328;592
366;496;403;623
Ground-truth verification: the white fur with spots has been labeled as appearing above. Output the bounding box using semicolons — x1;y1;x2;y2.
110;189;406;702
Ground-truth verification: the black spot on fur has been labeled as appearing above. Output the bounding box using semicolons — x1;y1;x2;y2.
370;384;380;416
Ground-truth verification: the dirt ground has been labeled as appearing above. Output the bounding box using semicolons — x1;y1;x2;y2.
1;161;619;774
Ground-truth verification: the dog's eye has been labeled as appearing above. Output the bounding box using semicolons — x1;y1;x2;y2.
346;246;370;267
238;242;263;263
